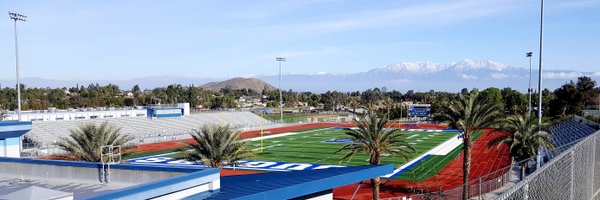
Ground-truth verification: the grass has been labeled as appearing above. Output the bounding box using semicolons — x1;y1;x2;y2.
160;127;483;181
394;130;485;181
125;127;325;160
244;128;457;179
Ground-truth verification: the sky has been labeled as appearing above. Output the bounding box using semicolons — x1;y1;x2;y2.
1;0;599;80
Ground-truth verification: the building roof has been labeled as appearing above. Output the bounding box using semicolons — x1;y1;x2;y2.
88;168;220;200
0;121;32;139
0;185;72;200
0;157;212;199
204;164;393;200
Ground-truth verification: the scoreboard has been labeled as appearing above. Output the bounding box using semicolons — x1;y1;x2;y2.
408;104;431;117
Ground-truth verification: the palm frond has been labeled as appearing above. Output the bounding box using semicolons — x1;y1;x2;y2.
184;124;253;168
57;121;133;162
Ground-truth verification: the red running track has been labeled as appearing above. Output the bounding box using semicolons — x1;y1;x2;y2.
333;129;511;200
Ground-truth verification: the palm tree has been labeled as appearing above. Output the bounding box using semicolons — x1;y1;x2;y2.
488;114;554;180
57;122;133;162
336;110;415;200
384;97;393;117
438;92;500;200
348;98;361;120
183;124;253;168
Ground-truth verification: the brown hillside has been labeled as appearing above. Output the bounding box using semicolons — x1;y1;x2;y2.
200;77;276;92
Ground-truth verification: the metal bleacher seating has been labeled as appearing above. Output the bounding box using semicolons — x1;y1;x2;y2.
25;111;273;149
549;119;598;148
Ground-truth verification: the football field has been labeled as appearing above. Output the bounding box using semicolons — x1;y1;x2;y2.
246;127;459;175
130;127;465;181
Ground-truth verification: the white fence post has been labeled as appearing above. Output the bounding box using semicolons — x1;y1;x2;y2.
478;177;482;200
570;150;575;200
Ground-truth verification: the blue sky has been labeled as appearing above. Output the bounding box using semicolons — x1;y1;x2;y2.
1;0;599;80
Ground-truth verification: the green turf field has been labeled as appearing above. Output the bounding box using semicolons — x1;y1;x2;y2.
393;130;484;181
162;127;470;181
246;128;458;171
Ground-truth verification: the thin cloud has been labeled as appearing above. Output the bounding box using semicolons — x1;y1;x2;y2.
461;74;478;80
253;0;520;35
260;47;341;59
544;71;584;79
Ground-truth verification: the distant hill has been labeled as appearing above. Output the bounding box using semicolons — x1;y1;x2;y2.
200;77;276;92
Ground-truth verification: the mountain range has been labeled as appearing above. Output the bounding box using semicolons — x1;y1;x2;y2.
258;59;599;92
1;59;598;93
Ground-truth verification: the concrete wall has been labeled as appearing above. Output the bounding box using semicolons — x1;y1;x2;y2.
0;138;20;157
177;103;191;116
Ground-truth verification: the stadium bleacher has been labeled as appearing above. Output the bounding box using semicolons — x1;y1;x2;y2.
549;119;597;148
24;111;273;152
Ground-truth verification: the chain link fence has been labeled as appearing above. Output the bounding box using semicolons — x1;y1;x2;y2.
382;129;600;200
497;130;600;200
382;163;515;200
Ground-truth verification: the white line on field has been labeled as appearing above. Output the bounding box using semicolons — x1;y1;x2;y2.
381;133;462;178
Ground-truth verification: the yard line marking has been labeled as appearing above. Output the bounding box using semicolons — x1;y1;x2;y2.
382;133;461;178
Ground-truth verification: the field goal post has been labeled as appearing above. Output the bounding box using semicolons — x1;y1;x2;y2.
100;145;122;183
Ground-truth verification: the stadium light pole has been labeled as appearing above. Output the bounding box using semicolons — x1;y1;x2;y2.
536;0;545;170
276;57;286;123
537;0;544;129
526;52;533;118
9;12;26;121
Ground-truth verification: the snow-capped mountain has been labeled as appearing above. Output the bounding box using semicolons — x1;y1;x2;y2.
452;59;509;71
372;61;450;73
371;59;509;74
258;59;599;92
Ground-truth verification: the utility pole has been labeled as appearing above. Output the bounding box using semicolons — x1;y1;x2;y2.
9;12;26;121
276;57;286;123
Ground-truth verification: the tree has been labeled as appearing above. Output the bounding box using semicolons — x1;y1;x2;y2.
57;122;133;162
48;88;67;109
383;97;393;117
123;98;136;107
550;81;580;116
348;98;361;119
210;95;237;109
438;92;500;200
501;88;527;115
132;85;141;95
336;111;415;200
576;76;597;106
460;88;469;96
0;110;6;121
488;114;554;180
478;87;504;112
183;125;253;168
